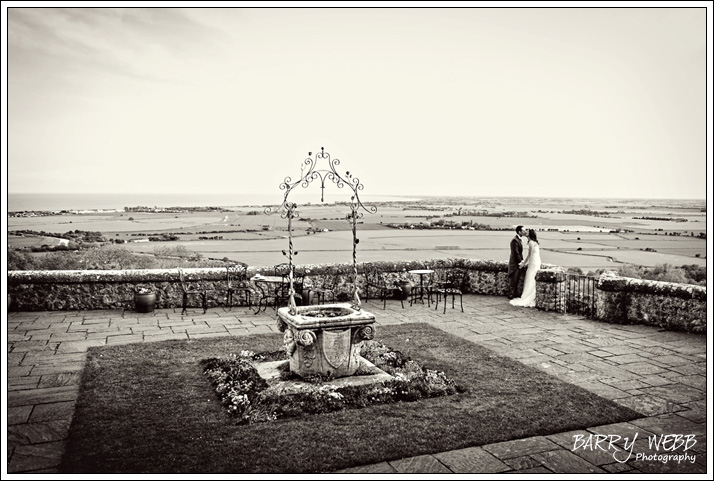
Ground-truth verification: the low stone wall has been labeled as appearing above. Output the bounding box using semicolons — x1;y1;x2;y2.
597;274;707;333
6;262;707;334
7;268;229;311
534;268;566;311
6;259;517;312
535;270;706;334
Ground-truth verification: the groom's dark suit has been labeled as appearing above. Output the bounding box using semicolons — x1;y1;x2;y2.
508;235;525;299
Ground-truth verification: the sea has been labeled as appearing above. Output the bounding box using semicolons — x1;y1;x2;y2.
7;193;422;213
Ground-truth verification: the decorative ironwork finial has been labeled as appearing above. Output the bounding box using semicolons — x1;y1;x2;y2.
267;147;377;313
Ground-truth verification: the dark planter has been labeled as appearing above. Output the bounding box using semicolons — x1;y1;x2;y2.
135;292;157;313
394;280;413;300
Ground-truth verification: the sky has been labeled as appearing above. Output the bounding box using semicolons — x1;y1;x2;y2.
3;3;712;199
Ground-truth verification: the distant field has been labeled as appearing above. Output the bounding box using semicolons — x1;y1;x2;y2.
8;199;707;273
7;212;230;233
7;235;65;248
114;229;706;273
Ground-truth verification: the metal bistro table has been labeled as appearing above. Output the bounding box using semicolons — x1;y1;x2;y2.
250;275;287;314
408;269;434;306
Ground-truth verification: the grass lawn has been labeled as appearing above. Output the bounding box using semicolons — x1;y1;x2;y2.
60;323;641;474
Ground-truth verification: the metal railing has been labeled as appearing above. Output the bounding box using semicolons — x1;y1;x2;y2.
556;273;598;318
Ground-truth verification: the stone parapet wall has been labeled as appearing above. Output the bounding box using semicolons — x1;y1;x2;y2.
7;268;231;312
6;259;515;312
596;274;707;333
534;268;566;311
595;290;629;325
6;261;707;334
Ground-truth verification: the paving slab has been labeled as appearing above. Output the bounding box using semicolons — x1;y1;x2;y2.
10;341;59;353
638;374;675;387
8;365;34;377
47;332;87;341
105;334;146;345
572;380;632;400
225;327;252;336
38;372;83;389
388;454;452;473
530;449;605;473
676;400;707;424
509;466;553;473
56;339;107;353
601;461;638;473
614;394;685;416
332;461;398;473
600;378;650;391
8;351;26;364
8;385;80;408
31;363;86;376
547;429;626;466
7;406;34;425
667;363;707;376
188;332;232;339
502;454;545;470
25;352;88;365
619;362;670;376
140;333;189;342
483;436;560;460
7;441;66;473
630;413;707;437
638;383;706;405
627;454;705;474
7;419;71;446
245;325;276;334
28;401;76;423
433;446;511;473
8;376;41;391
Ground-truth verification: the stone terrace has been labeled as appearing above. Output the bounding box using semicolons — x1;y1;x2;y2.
6;295;708;474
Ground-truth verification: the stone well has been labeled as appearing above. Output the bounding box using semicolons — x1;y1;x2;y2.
276;303;376;378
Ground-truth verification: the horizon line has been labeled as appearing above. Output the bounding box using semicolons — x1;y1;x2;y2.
6;192;707;202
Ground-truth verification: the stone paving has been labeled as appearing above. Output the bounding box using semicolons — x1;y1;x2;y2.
5;295;709;474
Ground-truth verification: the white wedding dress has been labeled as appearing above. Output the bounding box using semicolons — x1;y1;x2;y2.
510;241;541;308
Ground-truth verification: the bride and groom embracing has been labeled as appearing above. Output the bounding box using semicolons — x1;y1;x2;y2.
508;225;541;308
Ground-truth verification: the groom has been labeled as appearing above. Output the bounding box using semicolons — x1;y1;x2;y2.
507;225;527;299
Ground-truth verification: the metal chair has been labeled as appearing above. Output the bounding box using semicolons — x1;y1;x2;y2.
225;263;252;310
307;265;339;305
363;263;404;310
432;268;466;314
178;268;209;315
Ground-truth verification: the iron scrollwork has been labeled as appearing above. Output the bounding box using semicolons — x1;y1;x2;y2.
265;147;376;313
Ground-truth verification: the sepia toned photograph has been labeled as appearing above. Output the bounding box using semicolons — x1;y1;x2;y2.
3;2;711;477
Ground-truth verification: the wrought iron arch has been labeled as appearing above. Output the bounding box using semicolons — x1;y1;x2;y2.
266;147;376;314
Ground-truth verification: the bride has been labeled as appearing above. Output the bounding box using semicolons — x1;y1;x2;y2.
509;229;541;308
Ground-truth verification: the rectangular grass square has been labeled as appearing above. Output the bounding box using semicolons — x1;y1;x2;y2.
61;323;641;473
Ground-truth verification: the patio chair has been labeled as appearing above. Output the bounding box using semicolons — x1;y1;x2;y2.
225;263;252;309
178;268;210;315
307;265;339;305
363;263;404;310
432;268;466;314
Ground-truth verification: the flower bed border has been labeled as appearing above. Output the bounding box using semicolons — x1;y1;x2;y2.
201;341;461;424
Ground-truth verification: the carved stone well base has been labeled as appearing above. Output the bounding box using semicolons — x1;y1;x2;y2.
255;358;393;393
277;303;376;379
